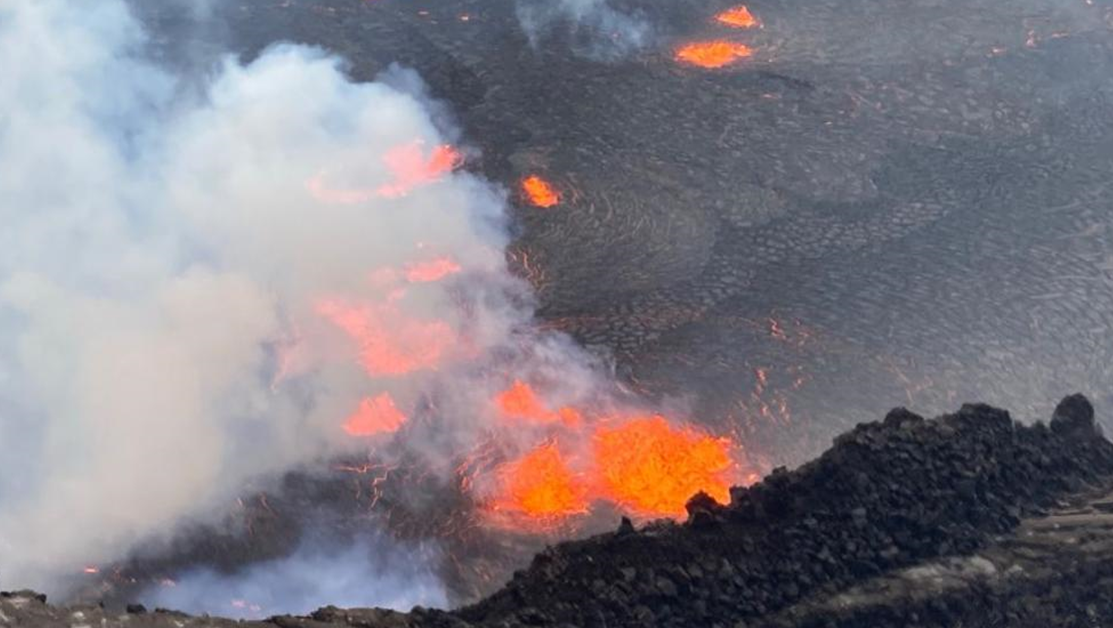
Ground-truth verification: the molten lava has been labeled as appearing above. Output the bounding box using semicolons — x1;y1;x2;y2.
377;142;463;198
716;5;760;28
343;393;408;436
306;143;461;204
676;41;754;68
404;257;462;283
490;441;588;520
495;380;583;427
592;416;732;516
316;298;454;376
496;380;548;420
521;175;561;208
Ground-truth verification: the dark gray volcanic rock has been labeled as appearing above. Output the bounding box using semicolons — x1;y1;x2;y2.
134;0;1113;466
12;395;1113;627
78;0;1113;619
754;493;1113;628
455;397;1113;627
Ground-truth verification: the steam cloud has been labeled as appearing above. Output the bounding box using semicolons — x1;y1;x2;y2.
141;537;447;619
516;0;652;59
0;0;601;604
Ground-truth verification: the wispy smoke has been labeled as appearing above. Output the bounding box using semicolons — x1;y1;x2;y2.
141;536;447;618
0;0;600;598
516;0;652;60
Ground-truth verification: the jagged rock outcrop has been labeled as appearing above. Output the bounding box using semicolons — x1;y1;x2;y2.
457;397;1113;627
7;396;1113;628
755;489;1113;628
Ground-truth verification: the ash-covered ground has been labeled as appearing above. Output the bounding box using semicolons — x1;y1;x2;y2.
34;0;1113;617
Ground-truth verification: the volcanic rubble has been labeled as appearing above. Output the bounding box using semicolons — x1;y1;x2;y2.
9;393;1113;627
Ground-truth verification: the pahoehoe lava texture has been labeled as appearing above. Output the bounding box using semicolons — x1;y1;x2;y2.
134;0;1113;466
101;0;1113;612
9;394;1113;626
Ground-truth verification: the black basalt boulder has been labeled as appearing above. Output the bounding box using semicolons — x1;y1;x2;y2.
1051;393;1101;439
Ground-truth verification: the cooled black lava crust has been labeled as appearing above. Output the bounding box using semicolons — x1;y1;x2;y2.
102;0;1113;607
136;0;1113;462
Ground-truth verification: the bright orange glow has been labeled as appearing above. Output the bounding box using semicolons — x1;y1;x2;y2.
521;175;561;208
592;416;732;517
82;566;99;575
307;143;462;203
491;442;588;519
378;143;463;198
316;299;454;376
557;406;585;427
405;257;462;283
716;5;760;28
343;393;408;436
676;41;754;68
496;380;546;418
495;380;583;428
307;142;461;204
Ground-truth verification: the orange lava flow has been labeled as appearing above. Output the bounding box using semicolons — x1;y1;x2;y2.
316;299;454;376
491;442;588;519
676;41;754;68
495;380;583;427
307;143;461;204
343;393;408;436
716;5;760;28
377;142;463;198
405;257;462;283
592;416;732;517
521;175;561;208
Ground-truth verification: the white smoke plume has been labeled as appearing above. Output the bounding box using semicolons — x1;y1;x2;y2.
0;0;602;599
516;0;652;60
140;536;447;618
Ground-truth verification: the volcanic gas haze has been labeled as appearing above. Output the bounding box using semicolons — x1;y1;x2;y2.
0;0;512;595
0;0;747;610
515;0;652;59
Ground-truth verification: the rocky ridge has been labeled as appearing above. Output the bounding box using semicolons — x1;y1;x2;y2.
5;394;1113;627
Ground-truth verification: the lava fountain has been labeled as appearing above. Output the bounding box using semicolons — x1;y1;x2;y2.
592;416;733;516
488;441;590;527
